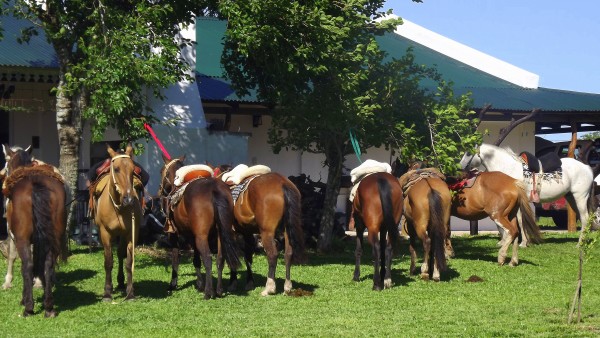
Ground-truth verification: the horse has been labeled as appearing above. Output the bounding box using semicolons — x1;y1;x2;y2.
159;155;240;299
447;171;543;266
399;168;451;281
460;143;596;239
2;144;67;317
350;172;403;290
92;144;143;301
215;164;306;296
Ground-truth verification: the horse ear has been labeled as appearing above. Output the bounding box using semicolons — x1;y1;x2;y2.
162;153;170;163
2;144;10;158
179;154;186;162
106;143;117;158
25;145;32;155
125;144;134;157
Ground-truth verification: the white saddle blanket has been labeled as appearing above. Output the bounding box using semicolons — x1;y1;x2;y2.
222;164;271;185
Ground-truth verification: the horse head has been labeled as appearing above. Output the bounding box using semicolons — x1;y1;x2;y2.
459;145;483;171
2;144;33;175
159;154;185;197
107;143;137;207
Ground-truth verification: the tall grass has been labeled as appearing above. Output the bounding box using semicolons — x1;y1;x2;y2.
0;232;599;337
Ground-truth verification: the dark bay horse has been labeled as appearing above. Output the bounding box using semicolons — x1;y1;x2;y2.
351;172;403;290
159;155;240;299
400;169;451;281
2;144;67;317
448;171;542;266
216;165;306;296
92;144;142;301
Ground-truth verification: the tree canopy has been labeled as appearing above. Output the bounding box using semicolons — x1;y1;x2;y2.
219;0;481;251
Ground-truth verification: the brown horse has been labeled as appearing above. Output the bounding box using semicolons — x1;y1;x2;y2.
400;169;451;281
159;156;240;299
448;171;543;266
216;164;305;296
92;144;142;301
351;172;403;291
2;144;67;317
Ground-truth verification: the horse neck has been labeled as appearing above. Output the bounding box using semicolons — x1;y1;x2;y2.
480;145;522;178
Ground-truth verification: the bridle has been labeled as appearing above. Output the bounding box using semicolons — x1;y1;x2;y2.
463;150;487;171
158;158;183;197
109;154;133;209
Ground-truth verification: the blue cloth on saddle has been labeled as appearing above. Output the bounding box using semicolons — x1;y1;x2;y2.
230;178;253;204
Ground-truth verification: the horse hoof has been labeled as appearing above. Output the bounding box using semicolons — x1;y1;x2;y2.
22;310;34;317
204;292;214;300
509;261;518;267
372;285;382;291
125;295;136;301
384;278;393;289
2;283;12;289
33;278;43;289
433;277;440;282
284;280;292;293
45;310;57;318
420;273;429;281
102;296;112;302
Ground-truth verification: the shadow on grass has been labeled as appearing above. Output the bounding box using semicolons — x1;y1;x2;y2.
134;279;171;299
57;268;98;285
54;284;100;312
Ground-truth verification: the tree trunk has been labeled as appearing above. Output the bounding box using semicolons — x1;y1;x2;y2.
55;73;83;233
317;147;344;253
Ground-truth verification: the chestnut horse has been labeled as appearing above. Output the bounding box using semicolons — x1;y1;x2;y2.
216;165;305;296
159;156;240;299
2;144;67;317
400;169;451;281
92;144;142;301
351;172;403;290
448;171;542;266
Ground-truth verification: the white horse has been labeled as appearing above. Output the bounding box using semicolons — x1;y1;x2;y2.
460;143;596;240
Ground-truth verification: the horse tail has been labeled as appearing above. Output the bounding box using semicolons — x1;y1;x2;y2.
213;183;241;270
515;181;543;244
377;176;399;253
282;183;306;264
31;182;58;279
427;184;448;272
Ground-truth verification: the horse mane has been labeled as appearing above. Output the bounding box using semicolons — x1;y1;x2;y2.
483;143;520;162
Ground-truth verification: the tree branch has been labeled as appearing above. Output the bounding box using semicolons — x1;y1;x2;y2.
494;108;540;146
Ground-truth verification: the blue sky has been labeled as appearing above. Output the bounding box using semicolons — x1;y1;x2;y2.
386;0;600;95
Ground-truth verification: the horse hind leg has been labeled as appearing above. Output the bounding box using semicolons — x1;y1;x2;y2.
15;238;35;316
195;236;214;300
43;251;57;317
260;232;278;296
192;248;204;292
383;233;393;289
3;235;17;289
353;221;365;282
283;231;293;293
368;231;383;291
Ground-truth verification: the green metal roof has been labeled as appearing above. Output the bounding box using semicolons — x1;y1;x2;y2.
0;15;58;68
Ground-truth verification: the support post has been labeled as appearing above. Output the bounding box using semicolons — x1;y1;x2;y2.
567;122;578;232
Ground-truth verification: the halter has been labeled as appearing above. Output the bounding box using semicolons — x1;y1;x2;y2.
463;150;487;171
109;154;132;208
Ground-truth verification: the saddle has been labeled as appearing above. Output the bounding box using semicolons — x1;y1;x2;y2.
446;169;479;191
2;164;64;197
519;151;562;173
173;165;213;186
350;159;391;184
348;160;392;202
222;164;271;186
398;167;446;197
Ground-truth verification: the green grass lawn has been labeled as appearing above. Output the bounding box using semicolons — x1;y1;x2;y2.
1;232;599;337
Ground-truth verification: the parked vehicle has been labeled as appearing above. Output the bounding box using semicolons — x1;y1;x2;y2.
535;139;600;227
